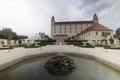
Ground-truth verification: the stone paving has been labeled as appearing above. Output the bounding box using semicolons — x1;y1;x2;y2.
0;45;120;71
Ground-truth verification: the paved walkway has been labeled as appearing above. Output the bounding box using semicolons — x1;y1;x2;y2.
0;45;120;71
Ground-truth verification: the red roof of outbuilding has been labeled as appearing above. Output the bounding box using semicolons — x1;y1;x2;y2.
79;23;112;35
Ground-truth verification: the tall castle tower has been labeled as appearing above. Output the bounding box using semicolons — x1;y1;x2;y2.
51;16;55;25
51;16;55;38
93;14;99;23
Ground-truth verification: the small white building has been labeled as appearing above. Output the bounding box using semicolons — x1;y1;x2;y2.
21;38;35;45
77;23;113;45
9;40;19;46
35;33;45;40
0;39;8;47
35;32;49;40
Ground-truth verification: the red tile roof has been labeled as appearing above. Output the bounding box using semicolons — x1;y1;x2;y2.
55;21;93;25
79;23;112;35
54;34;68;37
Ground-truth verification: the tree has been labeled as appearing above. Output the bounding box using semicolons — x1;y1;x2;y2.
109;37;114;44
102;32;110;44
12;32;18;40
17;35;28;39
2;28;13;40
0;28;28;40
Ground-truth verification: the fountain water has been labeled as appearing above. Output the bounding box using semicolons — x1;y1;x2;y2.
58;41;63;55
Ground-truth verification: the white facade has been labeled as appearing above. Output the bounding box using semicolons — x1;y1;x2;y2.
51;14;98;40
52;24;92;37
79;31;113;45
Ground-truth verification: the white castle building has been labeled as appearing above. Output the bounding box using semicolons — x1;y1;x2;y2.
51;14;114;45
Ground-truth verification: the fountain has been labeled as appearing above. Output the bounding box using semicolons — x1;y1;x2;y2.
44;55;76;75
44;40;76;75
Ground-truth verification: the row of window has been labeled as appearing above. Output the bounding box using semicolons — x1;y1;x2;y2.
54;24;89;27
82;32;111;37
54;27;82;30
54;31;77;33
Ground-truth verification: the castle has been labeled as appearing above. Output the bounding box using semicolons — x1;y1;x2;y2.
51;14;114;45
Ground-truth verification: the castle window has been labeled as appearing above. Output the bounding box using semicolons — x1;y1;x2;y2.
65;31;66;33
60;31;62;33
70;25;71;27
75;31;77;33
64;28;66;30
81;27;82;31
54;31;56;33
70;31;72;33
70;28;71;30
54;28;56;30
60;28;62;30
75;28;77;30
96;32;98;35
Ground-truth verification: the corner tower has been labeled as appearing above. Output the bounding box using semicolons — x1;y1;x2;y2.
51;16;55;26
51;16;55;38
93;14;99;23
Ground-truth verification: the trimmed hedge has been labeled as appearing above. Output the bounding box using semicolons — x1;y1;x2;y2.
65;40;83;42
82;43;95;48
38;40;56;46
24;46;39;48
66;42;84;46
108;47;120;50
0;46;14;50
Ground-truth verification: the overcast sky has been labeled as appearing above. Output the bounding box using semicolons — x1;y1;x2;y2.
0;0;120;37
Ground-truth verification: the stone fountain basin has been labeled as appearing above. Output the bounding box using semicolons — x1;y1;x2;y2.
0;53;120;80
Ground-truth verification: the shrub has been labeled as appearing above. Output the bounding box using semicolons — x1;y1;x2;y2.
9;46;14;49
109;47;120;50
12;45;26;47
24;46;39;48
83;43;95;48
65;41;84;46
31;43;36;46
104;45;110;49
0;46;14;50
39;41;55;46
24;43;39;48
95;44;105;47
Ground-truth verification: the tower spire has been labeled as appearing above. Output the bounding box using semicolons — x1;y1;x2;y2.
93;14;99;23
51;16;55;25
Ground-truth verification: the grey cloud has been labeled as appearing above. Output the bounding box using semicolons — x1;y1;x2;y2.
82;0;99;6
